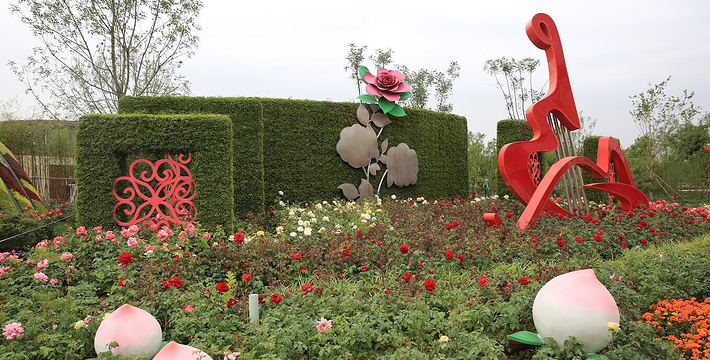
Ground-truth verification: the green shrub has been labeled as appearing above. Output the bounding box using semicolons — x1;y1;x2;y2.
581;136;621;203
75;114;234;232
118;96;469;214
0;215;54;251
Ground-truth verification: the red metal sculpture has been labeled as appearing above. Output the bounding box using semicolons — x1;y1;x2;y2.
487;13;649;229
113;154;196;228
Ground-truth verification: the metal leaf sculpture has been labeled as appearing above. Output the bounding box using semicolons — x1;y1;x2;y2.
336;124;379;168
385;143;418;187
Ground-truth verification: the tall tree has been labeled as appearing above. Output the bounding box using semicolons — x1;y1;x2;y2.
9;0;202;119
483;57;544;120
629;76;700;175
467;132;497;193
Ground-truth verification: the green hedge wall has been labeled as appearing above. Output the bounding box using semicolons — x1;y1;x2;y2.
75;114;233;232
582;136;620;204
495;120;547;198
119;97;469;213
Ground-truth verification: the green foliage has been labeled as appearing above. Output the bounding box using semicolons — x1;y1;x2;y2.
495;119;546;197
468;132;497;194
118;96;469;213
75;114;233;231
484;57;543;121
0;214;54;251
581;136;619;203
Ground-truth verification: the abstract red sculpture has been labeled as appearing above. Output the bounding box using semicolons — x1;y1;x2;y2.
488;13;649;229
113;154;196;228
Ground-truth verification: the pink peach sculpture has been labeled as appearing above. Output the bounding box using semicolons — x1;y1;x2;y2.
532;269;619;353
94;304;163;357
153;341;213;360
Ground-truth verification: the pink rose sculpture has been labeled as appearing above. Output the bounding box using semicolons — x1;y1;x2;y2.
363;68;411;101
153;341;213;360
94;304;163;358
532;269;619;353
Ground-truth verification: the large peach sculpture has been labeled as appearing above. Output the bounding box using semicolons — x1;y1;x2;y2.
153;341;213;360
532;269;619;353
94;304;163;357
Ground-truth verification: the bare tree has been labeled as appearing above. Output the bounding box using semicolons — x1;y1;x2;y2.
9;0;202;119
484;57;545;120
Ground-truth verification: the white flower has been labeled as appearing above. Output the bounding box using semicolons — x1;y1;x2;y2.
144;250;154;256
279;201;285;206
504;195;509;200
304;227;312;236
475;198;481;202
289;232;297;237
307;211;315;217
334;224;341;229
360;213;371;220
297;226;304;232
303;220;310;227
298;219;304;226
275;226;284;234
278;190;284;196
310;217;317;224
391;195;396;200
351;225;358;229
361;219;368;224
607;321;620;332
322;216;330;222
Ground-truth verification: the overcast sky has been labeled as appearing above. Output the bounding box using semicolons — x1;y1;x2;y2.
1;0;708;146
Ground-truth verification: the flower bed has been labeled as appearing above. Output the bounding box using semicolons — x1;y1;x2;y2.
1;194;710;359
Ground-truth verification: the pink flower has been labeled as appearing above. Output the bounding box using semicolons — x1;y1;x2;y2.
3;322;23;339
184;304;195;313
60;252;74;262
49;278;58;285
35;258;49;270
185;223;196;235
34;272;48;283
315;317;332;333
127;237;138;248
105;231;116;241
158;229;171;242
0;266;11;277
224;352;242;360
203;232;211;240
363;68;411;101
76;226;87;236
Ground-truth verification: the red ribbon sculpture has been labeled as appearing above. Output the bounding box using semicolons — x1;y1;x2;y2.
113;154;196;228
486;13;648;229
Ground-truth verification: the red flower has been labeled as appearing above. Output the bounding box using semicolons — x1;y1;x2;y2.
360;265;368;272
270;294;283;304
423;278;436;291
402;271;413;282
574;236;583;244
519;277;531;285
161;280;171;289
234;233;245;243
258;294;267;304
445;250;454;260
242;273;253;283
216;282;229;293
594;234;603;242
641;239;648;245
457;254;464;262
505;212;513;218
478;276;488;287
342;245;350;258
302;282;314;295
399;244;409;254
118;252;133;265
227;298;238;308
621;241;628;248
169;276;183;288
292;252;301;261
384;288;391;294
356;230;364;238
118;277;126;287
556;237;565;247
315;288;323;295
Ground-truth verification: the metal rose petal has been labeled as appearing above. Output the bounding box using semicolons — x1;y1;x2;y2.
357;104;370;126
338;183;359;200
368;103;381;113
369;163;380;176
372;113;391;128
385;143;418;187
380;154;388;165
381;138;388;153
358;179;374;198
336;124;379;168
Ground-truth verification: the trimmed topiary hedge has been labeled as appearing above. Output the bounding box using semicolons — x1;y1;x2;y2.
495;120;547;198
75;114;233;232
118;97;469;214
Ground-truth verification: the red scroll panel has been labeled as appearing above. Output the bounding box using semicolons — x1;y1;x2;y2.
113;154;196;228
486;13;649;229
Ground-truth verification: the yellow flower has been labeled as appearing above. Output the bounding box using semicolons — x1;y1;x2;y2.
439;335;449;342
256;230;265;236
607;321;620;332
74;320;86;330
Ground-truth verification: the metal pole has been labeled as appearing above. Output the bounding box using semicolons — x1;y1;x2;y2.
249;294;259;324
548;114;574;213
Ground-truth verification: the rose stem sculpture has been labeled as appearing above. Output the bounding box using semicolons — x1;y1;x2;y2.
337;67;419;200
484;13;648;229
